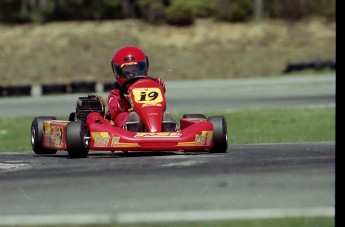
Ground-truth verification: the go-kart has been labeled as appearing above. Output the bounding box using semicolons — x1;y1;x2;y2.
31;76;228;158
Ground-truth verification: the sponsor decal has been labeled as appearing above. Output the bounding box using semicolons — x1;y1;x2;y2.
43;122;52;144
111;136;120;147
195;131;213;146
43;122;64;148
142;103;162;107
43;122;51;136
120;62;138;68
92;132;110;147
91;132;120;147
54;127;63;147
135;132;181;138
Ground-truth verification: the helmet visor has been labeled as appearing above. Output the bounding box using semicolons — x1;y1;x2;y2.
114;62;147;78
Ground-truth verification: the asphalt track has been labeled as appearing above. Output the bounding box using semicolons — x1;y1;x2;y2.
0;74;335;117
0;74;336;225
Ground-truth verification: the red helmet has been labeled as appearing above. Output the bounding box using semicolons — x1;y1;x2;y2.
111;46;149;85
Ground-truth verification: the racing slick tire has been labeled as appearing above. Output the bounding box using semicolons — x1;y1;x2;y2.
31;116;57;155
68;112;76;121
208;116;228;153
66;121;89;158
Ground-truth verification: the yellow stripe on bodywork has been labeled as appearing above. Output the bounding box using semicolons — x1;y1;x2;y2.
116;143;141;148
176;142;196;146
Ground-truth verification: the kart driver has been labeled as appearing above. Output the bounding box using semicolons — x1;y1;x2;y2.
108;46;166;129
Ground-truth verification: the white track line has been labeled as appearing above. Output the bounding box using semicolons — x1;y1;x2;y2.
117;207;335;223
0;163;27;172
0;214;112;226
0;207;334;226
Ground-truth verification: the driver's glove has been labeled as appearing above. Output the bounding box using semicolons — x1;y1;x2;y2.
155;77;166;92
118;97;130;112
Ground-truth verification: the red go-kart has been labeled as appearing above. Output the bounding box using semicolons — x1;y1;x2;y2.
31;76;228;158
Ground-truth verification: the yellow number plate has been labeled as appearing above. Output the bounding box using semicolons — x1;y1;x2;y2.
132;88;163;104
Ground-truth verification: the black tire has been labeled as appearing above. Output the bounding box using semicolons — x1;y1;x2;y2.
31;116;57;154
68;112;76;121
208;116;228;153
182;114;206;119
66;121;89;158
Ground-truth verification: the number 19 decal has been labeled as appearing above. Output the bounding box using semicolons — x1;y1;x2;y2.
132;88;163;104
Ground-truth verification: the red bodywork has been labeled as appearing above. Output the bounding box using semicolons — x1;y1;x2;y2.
42;79;215;152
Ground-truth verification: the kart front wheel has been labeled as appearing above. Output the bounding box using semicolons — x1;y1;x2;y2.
31;116;57;155
66;121;89;158
208;116;228;153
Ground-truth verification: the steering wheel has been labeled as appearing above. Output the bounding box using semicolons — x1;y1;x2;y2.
119;75;156;98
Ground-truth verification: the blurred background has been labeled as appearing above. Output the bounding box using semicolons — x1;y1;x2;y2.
0;0;336;86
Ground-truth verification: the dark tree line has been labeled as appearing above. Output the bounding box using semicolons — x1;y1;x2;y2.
0;0;335;25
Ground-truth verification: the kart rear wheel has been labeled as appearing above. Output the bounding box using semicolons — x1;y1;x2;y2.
66;121;89;158
68;112;76;121
208;116;228;153
31;116;57;155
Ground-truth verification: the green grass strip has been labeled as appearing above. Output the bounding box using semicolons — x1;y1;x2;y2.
0;107;335;152
113;217;334;227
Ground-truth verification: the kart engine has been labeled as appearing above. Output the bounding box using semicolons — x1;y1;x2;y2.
73;95;107;122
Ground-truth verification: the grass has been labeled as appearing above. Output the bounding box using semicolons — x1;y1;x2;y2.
126;217;334;227
0;107;335;152
226;107;335;145
125;216;335;227
17;217;334;227
0;17;335;86
0;117;34;152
